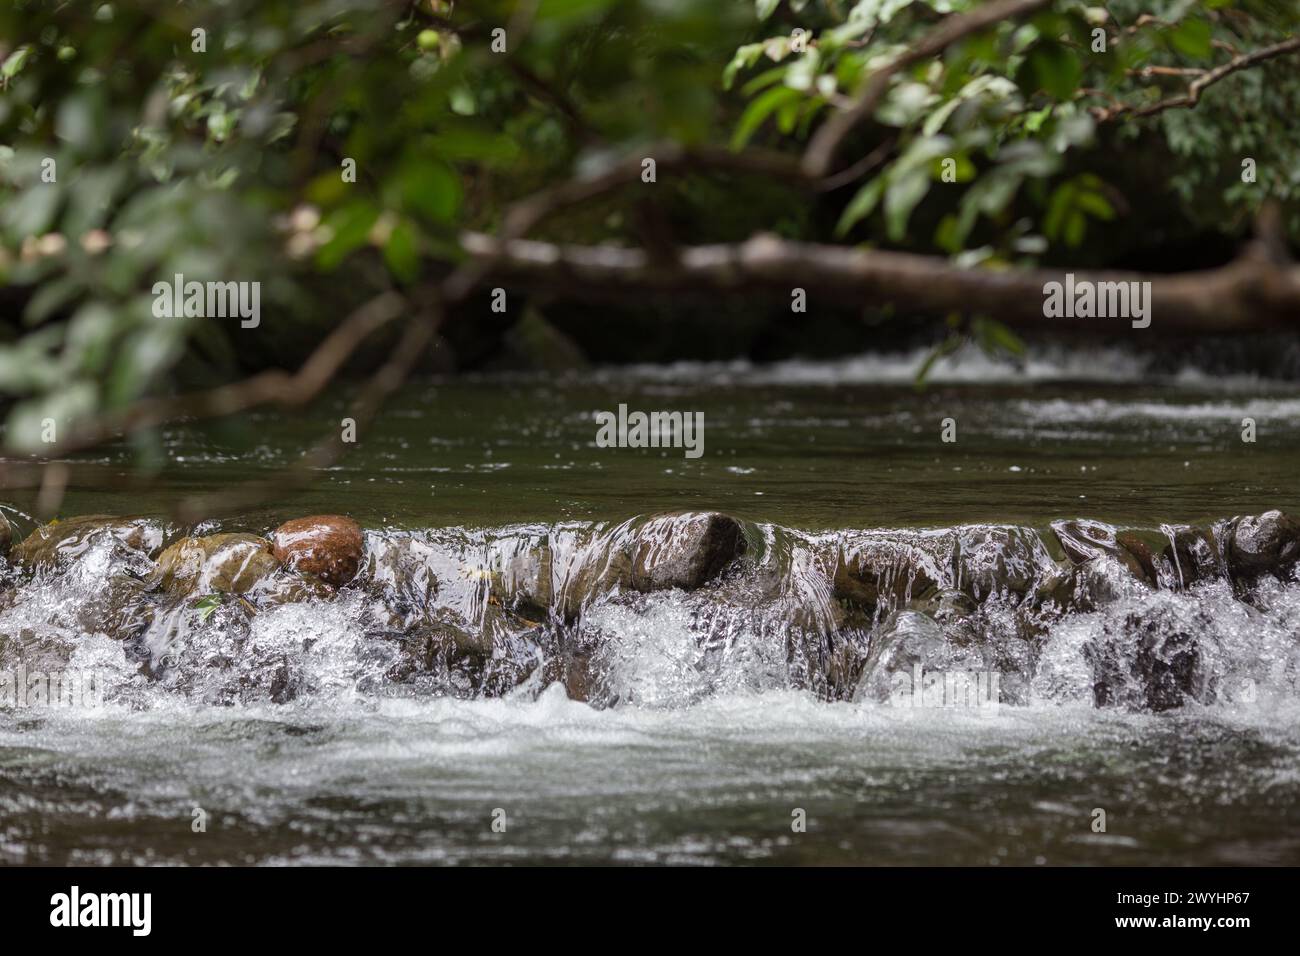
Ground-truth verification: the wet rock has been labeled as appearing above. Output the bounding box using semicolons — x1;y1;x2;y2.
151;534;281;597
487;540;554;619
381;607;539;697
254;571;335;607
0;511;11;557
1084;604;1205;712
355;535;441;619
1032;564;1078;611
629;512;747;592
0;625;76;679
555;512;747;620
271;515;364;588
907;586;977;622
559;649;600;703
1050;519;1155;586
1159;525;1223;588
953;526;1056;601
853;610;979;704
83;574;155;642
1115;531;1161;584
1045;555;1152;614
12;515;166;571
835;538;940;614
1225;510;1300;581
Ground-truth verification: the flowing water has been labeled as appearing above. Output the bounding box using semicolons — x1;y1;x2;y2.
2;344;1300;865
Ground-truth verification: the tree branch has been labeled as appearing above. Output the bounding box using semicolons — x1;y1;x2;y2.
443;142;809;301
1094;36;1300;122
34;290;408;460
461;231;1300;332
170;305;441;524
802;0;1050;179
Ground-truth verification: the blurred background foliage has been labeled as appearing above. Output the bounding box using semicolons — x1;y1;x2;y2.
1;0;1298;457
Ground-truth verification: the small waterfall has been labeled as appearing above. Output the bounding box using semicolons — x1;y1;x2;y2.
1;510;1298;714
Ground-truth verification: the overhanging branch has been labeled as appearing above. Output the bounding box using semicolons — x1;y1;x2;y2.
462;231;1300;332
1094;35;1300;121
802;0;1051;179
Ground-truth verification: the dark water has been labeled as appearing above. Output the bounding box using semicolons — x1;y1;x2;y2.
2;346;1299;865
24;348;1300;530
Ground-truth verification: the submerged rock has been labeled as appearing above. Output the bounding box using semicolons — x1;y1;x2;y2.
151;534;281;597
629;512;747;592
84;574;155;643
271;515;364;587
1160;525;1223;588
1052;519;1155;587
12;515;165;570
1226;510;1300;581
0;511;11;557
834;538;940;614
555;512;748;620
853;610;960;704
953;526;1055;601
1084;604;1206;712
487;541;554;620
355;535;441;621
381;607;540;698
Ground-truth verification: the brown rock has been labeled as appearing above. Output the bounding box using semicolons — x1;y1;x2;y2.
152;533;281;597
271;515;364;587
1052;519;1155;587
488;540;554;619
953;526;1055;599
12;515;165;570
835;539;940;612
1159;525;1223;588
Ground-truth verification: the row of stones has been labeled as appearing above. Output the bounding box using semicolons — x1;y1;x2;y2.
3;508;1296;624
0;512;365;593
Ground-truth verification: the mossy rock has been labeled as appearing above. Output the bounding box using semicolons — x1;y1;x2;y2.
151;533;282;597
12;515;166;570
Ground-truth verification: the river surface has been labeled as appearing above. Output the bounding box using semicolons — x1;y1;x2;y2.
2;345;1299;865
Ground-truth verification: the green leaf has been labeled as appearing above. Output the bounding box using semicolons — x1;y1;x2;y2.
723;43;766;89
731;86;800;150
433;128;519;165
317;202;378;270
1171;18;1213;61
884;168;930;242
1023;41;1083;101
972;317;1025;358
1064;209;1086;246
1074;190;1114;220
399;161;461;224
835;176;885;236
914;333;964;388
3;184;61;239
1;45;32;80
383;220;419;282
194;593;222;622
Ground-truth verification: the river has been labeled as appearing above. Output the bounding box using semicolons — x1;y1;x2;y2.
2;345;1298;864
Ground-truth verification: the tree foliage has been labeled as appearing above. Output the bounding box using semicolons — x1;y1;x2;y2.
0;0;1297;454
